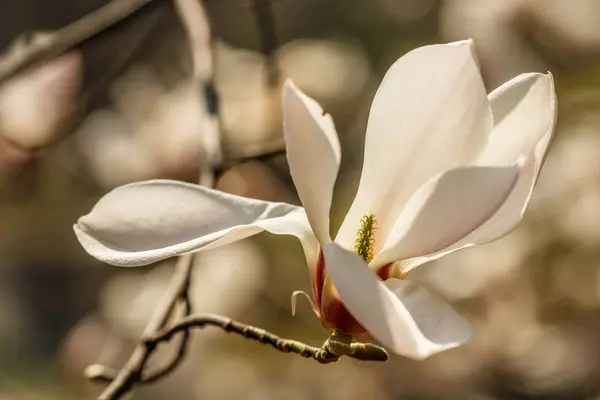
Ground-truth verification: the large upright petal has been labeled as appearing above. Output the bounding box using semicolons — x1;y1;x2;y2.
74;180;318;267
336;40;492;251
396;73;557;276
283;80;341;244
323;243;471;359
371;164;521;268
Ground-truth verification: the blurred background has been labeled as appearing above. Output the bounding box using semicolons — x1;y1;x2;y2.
1;0;600;398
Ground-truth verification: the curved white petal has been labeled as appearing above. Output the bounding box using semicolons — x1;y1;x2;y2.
336;40;492;251
470;73;557;241
384;278;471;352
323;243;471;359
291;290;320;317
283;80;341;244
371;164;521;268
74;179;318;267
479;73;557;166
396;73;557;275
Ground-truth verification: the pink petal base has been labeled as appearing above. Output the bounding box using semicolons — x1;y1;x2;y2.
314;250;394;337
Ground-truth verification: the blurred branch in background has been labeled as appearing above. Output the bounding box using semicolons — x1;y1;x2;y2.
0;0;156;85
87;254;195;400
173;0;221;187
252;0;280;86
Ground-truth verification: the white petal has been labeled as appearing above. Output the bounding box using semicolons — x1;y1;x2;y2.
74;179;318;267
323;243;471;359
398;73;557;274
384;278;472;351
468;73;557;242
479;73;557;167
371;164;521;268
336;40;492;250
283;80;341;244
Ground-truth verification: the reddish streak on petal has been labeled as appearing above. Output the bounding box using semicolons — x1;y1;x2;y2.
376;262;394;280
313;248;326;307
319;277;367;336
314;253;395;337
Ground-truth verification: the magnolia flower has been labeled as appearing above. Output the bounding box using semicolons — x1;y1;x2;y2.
74;40;557;359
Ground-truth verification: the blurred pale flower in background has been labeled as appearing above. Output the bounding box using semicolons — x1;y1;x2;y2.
276;39;370;105
215;38;371;161
528;0;600;53
0;51;81;190
0;51;81;152
215;41;281;160
77;66;210;188
343;0;435;27
216;160;297;204
442;0;600;87
441;0;545;87
73;40;557;361
419;229;532;301
536;113;600;245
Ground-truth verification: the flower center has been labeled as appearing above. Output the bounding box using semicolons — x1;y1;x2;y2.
354;214;377;263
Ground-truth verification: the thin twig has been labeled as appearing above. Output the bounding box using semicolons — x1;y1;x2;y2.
141;284;193;383
173;0;222;186
149;314;390;363
95;254;193;400
0;0;157;84
83;1;167;109
251;0;280;85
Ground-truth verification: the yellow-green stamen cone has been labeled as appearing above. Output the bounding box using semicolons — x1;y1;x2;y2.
354;214;377;263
